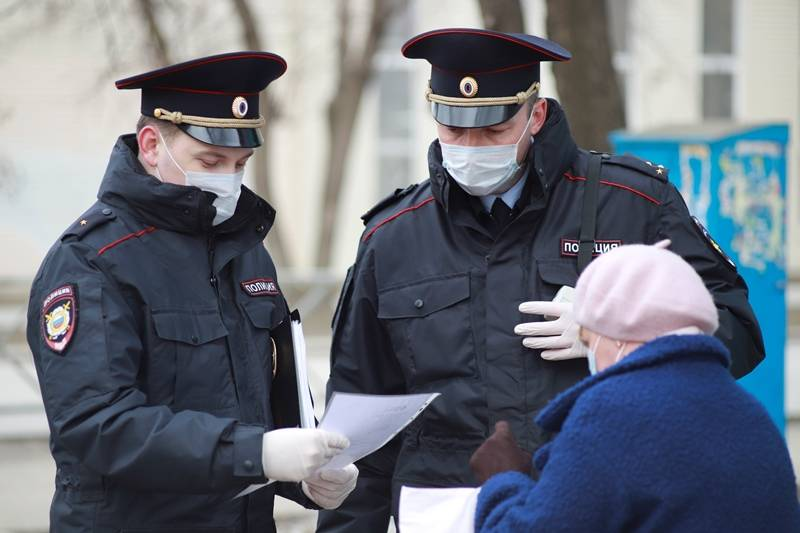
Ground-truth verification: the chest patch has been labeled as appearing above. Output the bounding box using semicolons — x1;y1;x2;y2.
240;278;280;297
561;238;623;257
42;284;77;354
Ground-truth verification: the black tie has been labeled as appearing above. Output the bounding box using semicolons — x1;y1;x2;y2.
490;198;513;229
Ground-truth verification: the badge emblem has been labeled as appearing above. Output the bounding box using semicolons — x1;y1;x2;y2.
232;96;248;118
459;76;478;98
240;277;280;297
42;284;77;354
561;238;623;257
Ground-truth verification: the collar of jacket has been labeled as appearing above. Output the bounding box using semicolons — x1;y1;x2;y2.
427;98;579;212
535;334;731;434
98;135;276;236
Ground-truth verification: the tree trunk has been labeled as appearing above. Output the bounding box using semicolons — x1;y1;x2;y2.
230;0;287;265
545;0;625;151
478;0;525;33
315;0;397;267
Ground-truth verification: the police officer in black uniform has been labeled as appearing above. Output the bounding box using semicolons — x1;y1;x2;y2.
317;29;764;531
27;52;357;532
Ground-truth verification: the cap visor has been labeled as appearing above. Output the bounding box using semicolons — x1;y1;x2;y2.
431;102;522;128
179;124;263;148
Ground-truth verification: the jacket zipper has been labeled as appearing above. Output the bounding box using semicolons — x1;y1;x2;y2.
208;234;240;405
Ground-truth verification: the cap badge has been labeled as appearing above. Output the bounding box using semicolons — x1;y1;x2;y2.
232;96;249;118
459;76;478;98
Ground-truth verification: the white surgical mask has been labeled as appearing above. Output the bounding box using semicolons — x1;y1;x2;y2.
440;109;534;196
587;336;601;375
155;131;244;226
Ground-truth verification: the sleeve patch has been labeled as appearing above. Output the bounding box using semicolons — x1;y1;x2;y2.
691;216;737;270
42;284;78;354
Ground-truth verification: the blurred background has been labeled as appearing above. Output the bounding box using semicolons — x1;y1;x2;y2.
0;0;797;531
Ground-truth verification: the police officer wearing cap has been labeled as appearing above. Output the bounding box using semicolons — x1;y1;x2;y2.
27;52;357;531
317;29;764;531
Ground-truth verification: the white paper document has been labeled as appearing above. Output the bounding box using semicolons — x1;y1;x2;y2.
318;392;440;471
290;318;315;430
235;391;439;499
399;486;481;533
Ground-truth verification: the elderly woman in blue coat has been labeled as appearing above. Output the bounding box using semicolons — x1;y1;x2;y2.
469;241;800;532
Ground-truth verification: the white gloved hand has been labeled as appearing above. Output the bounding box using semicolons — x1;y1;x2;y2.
302;464;359;509
515;301;587;360
261;428;349;482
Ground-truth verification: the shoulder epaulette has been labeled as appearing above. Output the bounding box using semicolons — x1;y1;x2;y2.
61;206;117;242
602;152;669;182
360;184;419;225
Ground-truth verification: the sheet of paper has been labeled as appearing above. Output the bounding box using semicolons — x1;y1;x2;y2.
399;486;480;533
234;480;274;499
290;318;315;429
318;392;440;471
235;391;438;499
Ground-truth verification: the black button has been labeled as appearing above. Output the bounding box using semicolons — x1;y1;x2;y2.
414;299;424;309
183;209;190;216
191;335;198;344
485;255;491;262
101;208;112;216
187;193;194;200
243;459;254;471
255;224;265;233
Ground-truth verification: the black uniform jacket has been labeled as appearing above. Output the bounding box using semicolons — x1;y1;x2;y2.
27;135;313;532
317;100;764;531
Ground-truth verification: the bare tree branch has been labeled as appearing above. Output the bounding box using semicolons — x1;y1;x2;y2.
136;0;172;65
315;0;400;266
478;0;525;33
229;0;288;266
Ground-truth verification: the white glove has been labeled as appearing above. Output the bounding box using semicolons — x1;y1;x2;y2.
515;301;587;360
261;428;349;482
302;464;359;509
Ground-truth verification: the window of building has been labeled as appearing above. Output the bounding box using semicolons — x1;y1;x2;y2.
701;0;737;120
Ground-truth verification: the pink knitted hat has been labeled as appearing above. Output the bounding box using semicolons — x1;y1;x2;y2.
573;240;719;342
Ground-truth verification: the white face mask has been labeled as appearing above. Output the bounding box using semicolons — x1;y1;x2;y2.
155;131;244;226
587;335;628;376
587;336;601;375
440;109;534;196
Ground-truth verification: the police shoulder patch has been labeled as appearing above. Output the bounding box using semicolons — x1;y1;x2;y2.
691;216;737;270
361;184;419;225
42;283;78;354
604;153;669;182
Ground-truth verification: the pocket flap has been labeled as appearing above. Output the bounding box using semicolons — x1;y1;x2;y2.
241;298;284;329
378;274;470;319
151;308;228;345
536;259;578;288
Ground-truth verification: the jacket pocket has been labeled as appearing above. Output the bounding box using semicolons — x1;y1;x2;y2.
151;307;233;412
535;258;579;300
241;298;285;381
377;273;474;386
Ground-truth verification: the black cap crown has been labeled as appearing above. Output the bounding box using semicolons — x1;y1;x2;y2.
402;29;570;128
115;51;286;148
